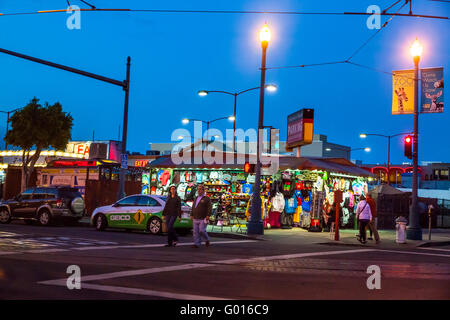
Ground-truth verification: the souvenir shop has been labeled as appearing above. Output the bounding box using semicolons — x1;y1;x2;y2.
144;156;372;232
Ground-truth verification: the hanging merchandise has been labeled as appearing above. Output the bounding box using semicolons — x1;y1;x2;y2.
179;171;186;183
210;171;219;181
352;180;364;195
156;169;164;183
281;179;294;199
184;183;197;201
314;175;324;191
223;173;232;182
293;185;303;227
332;178;339;191
151;172;157;183
195;171;203;183
177;183;188;200
242;182;253;195
159;169;172;186
341;191;351;226
236;172;246;181
309;191;324;232
172;172;180;184
300;189;312;228
282;195;298;229
268;192;284;228
340;178;346;191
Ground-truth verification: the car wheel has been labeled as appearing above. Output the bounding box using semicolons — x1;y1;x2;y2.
38;209;52;226
95;214;107;231
147;217;162;235
0;208;11;224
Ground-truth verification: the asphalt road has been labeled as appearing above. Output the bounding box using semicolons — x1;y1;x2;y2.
1;220;449;300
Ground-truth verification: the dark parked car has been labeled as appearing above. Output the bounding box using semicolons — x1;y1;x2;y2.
0;186;85;226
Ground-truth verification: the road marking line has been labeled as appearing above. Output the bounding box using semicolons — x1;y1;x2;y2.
376;249;450;258
82;283;230;300
418;247;450;252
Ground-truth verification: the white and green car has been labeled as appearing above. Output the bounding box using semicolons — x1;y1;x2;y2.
91;194;192;235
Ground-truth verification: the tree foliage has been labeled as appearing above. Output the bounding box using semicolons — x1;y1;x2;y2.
5;98;74;189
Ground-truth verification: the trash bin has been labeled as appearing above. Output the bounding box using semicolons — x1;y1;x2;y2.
395;216;408;244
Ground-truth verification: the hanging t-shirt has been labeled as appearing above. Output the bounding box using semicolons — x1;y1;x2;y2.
242;183;253;195
285;196;298;214
301;191;312;212
159;170;171;186
196;172;203;183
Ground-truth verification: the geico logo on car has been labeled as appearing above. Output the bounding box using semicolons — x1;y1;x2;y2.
110;215;130;221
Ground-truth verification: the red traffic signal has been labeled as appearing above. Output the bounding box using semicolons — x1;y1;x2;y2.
404;135;412;159
244;162;255;174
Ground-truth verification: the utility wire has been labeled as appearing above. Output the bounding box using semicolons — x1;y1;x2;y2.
346;0;409;61
0;8;447;19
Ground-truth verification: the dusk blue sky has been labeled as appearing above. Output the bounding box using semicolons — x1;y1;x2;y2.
0;0;448;165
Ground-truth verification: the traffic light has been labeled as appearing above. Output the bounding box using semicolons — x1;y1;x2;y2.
404;135;412;159
244;162;255;174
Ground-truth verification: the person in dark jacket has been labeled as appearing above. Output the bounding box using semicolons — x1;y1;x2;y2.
162;185;182;247
191;184;212;248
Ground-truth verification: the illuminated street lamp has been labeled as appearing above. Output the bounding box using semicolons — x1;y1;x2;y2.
249;22;271;236
197;84;277;152
407;37;423;241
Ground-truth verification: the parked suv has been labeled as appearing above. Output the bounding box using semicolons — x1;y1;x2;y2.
0;186;85;226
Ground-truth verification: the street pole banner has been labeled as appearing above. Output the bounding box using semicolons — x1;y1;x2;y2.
392;69;415;115
421;67;444;113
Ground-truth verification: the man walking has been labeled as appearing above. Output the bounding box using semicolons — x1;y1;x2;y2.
191;184;211;248
366;194;380;244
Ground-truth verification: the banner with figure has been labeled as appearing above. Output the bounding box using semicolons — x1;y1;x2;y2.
421;67;444;113
392;70;415;115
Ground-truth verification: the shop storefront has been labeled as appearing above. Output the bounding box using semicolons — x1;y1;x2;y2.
145;153;372;233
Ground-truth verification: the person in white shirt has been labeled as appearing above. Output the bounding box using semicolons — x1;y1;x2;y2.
356;195;372;244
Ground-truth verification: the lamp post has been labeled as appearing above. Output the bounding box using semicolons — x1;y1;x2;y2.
407;38;423;241
0;107;24;150
360;132;413;184
197;84;277;152
248;23;271;236
181;116;235;144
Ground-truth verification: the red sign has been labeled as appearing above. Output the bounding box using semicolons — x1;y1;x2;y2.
134;160;149;167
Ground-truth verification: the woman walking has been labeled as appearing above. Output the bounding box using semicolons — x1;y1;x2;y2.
162;185;181;247
356;195;372;244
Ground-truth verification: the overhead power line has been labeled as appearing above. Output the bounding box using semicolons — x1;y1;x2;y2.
0;7;447;19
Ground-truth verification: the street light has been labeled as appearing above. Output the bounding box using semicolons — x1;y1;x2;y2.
197;84;277;152
248;22;271;236
181;115;235;143
360;132;413;184
407;37;423;241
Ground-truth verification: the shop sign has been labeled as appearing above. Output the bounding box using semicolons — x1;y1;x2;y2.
134;160;149;167
421;67;444;113
286;108;314;151
392;70;415;115
65;142;91;157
